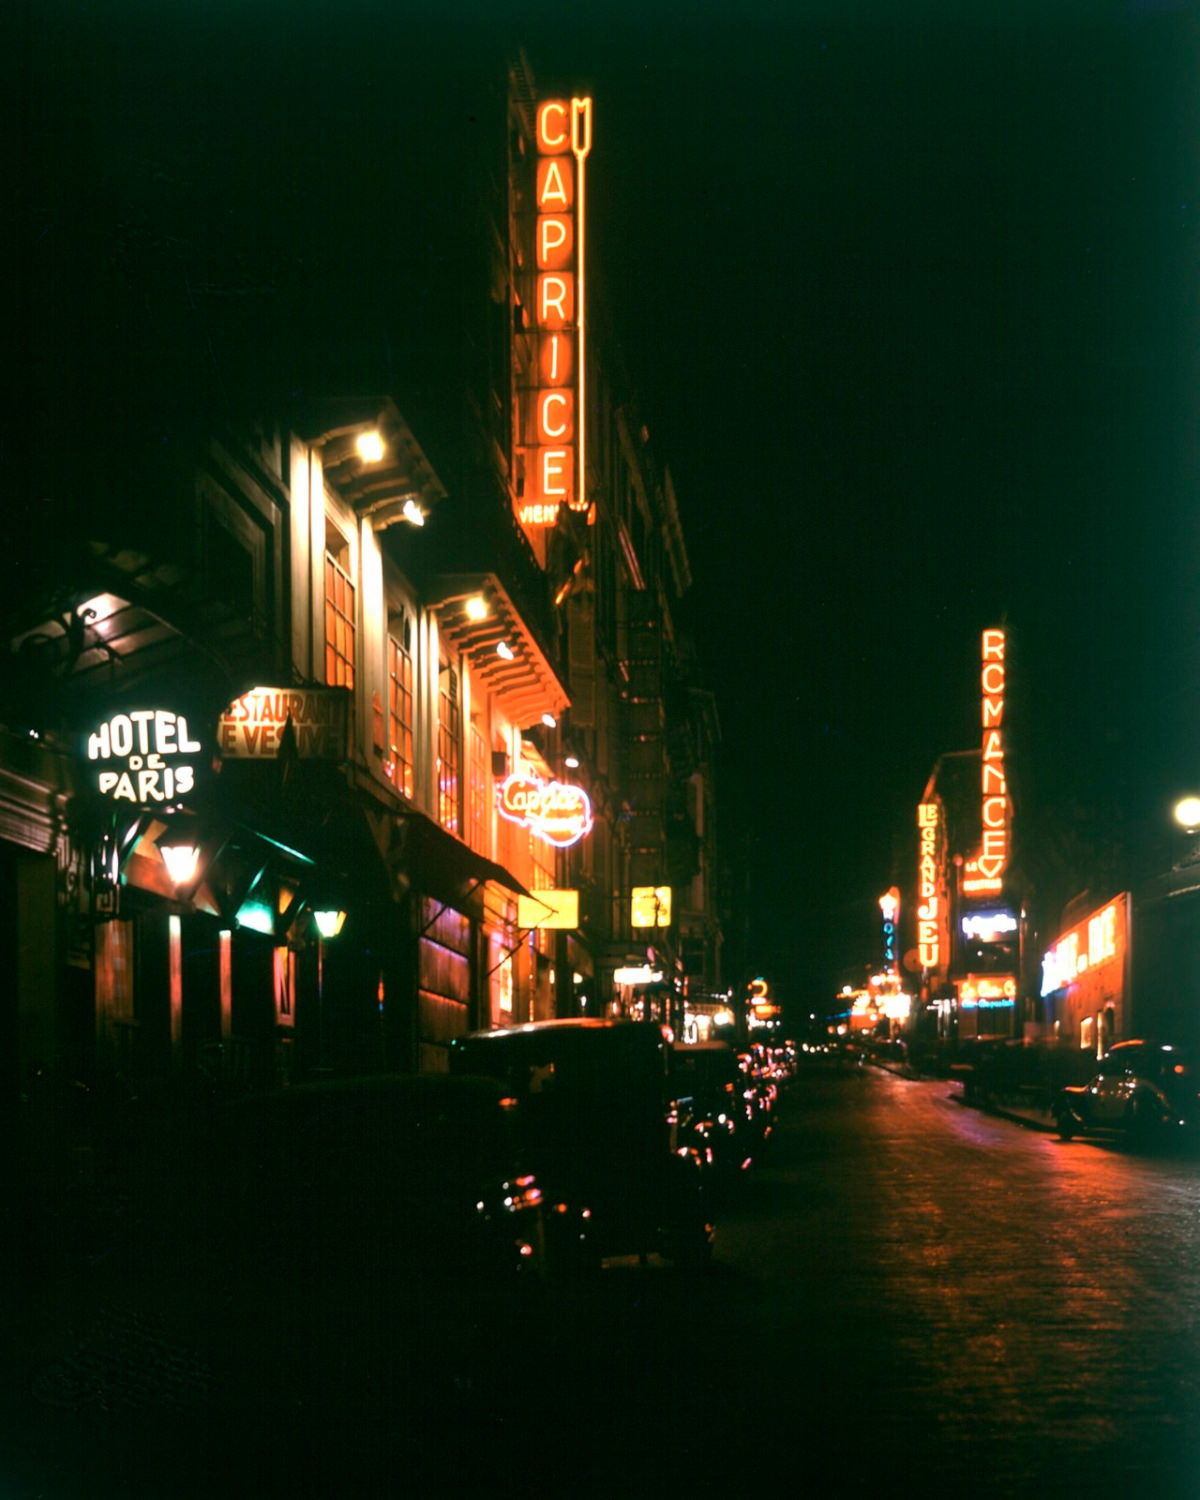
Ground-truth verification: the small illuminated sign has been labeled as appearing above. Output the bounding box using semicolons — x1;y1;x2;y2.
517;889;580;930
1040;894;1129;998
218;687;348;761
959;975;1017;1008
518;96;593;533
631;886;672;928
498;773;593;848
961;909;1019;942
879;887;899;971
86;709;203;806
614;965;663;986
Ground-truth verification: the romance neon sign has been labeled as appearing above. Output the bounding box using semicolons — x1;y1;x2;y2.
498;772;593;848
963;627;1009;895
519;97;593;530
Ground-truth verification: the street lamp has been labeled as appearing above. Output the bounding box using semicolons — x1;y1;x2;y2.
312;909;346;1075
159;836;201;888
1173;796;1200;832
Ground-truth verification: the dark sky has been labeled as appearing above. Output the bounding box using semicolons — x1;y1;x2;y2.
525;0;1200;995
18;0;1200;1004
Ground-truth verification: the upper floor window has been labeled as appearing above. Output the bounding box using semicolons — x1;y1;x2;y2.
324;538;356;690
387;615;415;800
437;662;461;836
467;720;488;853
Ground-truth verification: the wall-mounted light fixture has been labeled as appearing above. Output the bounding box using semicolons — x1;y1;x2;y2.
565;755;580;769
313;909;347;939
401;499;426;527
541;713;557;729
496;641;515;661
159;836;201;888
356;430;385;463
465;595;489;622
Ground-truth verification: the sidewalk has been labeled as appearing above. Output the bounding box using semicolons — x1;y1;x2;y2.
950;1086;1059;1134
868;1053;1059;1134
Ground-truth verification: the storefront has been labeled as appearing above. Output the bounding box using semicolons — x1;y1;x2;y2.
1039;892;1130;1057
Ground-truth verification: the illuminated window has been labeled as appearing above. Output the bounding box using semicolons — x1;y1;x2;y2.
468;720;487;852
437;663;461;835
387;618;415;799
324;542;356;690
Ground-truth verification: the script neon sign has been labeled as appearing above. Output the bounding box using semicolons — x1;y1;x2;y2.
963;627;1009;894
519;96;593;529
498;772;593;848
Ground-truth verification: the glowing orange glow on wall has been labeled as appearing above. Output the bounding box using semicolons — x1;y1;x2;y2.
518;96;592;534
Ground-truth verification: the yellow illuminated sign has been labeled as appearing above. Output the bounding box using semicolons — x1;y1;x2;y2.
517;889;580;930
631;886;672;928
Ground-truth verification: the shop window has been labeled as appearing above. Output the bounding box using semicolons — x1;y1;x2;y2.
387;617;415;799
468;721;487;853
437;663;461;835
324;539;356;690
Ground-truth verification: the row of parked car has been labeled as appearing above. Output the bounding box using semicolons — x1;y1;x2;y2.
48;1020;791;1423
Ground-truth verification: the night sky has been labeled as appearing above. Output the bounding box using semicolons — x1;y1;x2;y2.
18;1;1200;1006
530;0;1200;998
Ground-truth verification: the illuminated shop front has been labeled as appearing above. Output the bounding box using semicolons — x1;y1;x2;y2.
1040;892;1130;1056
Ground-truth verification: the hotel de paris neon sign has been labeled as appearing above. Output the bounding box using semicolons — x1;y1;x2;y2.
518;97;593;531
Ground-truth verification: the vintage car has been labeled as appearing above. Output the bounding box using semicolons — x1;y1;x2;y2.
1056;1040;1198;1142
451;1019;714;1271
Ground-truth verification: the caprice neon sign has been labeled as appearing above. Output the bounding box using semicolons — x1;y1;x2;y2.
963;627;1009;895
519;96;593;529
497;772;593;848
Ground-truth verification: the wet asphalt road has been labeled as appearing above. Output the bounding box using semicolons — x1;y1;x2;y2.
4;1062;1200;1497
541;1061;1200;1498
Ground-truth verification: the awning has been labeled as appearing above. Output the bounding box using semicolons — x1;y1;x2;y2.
304;397;446;531
429;574;569;726
386;809;529;907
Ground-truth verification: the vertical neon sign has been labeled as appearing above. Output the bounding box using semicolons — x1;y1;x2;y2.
917;802;941;970
521;97;592;530
963;627;1009;895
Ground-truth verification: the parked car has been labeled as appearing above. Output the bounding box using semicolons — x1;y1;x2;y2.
671;1039;756;1194
71;1073;548;1421
1056;1041;1198;1142
451;1019;714;1270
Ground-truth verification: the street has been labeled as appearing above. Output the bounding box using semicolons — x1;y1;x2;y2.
4;1062;1199;1498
